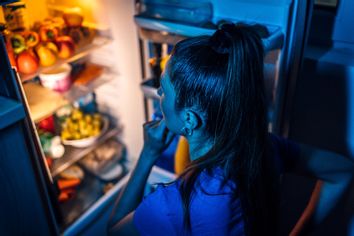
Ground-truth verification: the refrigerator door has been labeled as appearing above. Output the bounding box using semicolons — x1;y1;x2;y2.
135;0;314;136
0;34;60;235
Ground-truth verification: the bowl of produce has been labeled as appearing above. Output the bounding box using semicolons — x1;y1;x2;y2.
60;109;109;148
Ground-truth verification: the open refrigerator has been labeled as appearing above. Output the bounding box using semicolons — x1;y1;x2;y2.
0;0;313;235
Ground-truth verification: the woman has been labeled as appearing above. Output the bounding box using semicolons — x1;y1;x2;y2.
108;23;354;235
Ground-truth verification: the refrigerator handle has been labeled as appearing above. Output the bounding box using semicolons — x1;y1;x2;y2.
274;0;315;137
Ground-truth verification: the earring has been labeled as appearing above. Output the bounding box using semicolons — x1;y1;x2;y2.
181;127;192;136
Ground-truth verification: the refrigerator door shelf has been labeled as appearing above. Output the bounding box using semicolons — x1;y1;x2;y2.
0;96;25;130
134;15;284;51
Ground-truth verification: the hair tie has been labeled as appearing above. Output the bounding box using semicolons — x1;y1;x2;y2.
209;23;236;55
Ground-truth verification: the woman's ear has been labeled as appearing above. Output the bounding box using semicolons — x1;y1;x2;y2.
183;109;203;131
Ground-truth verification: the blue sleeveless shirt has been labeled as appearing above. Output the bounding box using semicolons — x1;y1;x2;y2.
133;135;300;235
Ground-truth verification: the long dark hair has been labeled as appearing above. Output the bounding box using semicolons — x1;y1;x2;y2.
168;23;278;235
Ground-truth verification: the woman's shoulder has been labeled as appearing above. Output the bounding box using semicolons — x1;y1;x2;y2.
133;182;182;235
134;170;242;235
196;167;237;195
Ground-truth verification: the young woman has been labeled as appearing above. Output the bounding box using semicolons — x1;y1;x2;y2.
108;23;354;235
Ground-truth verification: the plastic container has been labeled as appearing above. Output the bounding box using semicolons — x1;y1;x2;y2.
39;63;72;92
138;0;212;26
79;138;126;181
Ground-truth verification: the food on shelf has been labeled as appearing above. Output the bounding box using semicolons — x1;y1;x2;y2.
63;26;96;48
63;8;84;27
38;115;55;133
58;188;76;203
55;105;73;123
73;63;104;86
0;24;17;68
39;130;65;159
35;42;58;66
39;63;72;92
39;25;59;42
58;178;81;190
45;157;53;168
2;9;100;78
57;165;84;203
80;139;124;176
40;17;66;34
10;33;26;54
65;27;83;45
61;109;103;141
55;36;75;59
57;177;81;203
60;165;85;180
21;31;40;48
2;2;27;32
16;50;39;74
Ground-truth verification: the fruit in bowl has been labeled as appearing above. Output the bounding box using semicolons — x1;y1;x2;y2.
61;109;108;147
55;36;75;59
36;42;58;66
39;25;59;42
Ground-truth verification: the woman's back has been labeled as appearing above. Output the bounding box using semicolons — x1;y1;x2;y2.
134;167;245;235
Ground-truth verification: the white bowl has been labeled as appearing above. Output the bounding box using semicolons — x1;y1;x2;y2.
39;63;72;93
62;116;109;148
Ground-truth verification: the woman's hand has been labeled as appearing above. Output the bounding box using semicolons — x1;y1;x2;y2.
141;119;175;163
108;119;175;235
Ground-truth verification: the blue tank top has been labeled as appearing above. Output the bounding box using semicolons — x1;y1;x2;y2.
133;134;300;235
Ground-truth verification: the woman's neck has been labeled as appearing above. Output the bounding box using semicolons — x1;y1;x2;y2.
187;136;213;161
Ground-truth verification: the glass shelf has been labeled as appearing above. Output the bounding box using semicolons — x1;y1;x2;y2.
51;125;122;177
20;36;113;83
134;15;284;51
23;69;114;123
23;82;69;123
63;70;114;102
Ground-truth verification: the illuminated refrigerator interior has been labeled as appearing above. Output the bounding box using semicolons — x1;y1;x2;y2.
0;0;313;235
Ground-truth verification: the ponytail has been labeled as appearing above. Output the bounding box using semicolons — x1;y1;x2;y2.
169;23;278;235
